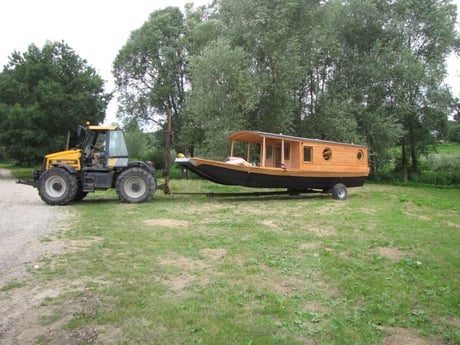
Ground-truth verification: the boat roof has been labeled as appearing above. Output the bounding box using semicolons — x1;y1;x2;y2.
228;130;367;148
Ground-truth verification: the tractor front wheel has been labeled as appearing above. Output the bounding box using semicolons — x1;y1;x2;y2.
38;168;78;205
116;167;155;203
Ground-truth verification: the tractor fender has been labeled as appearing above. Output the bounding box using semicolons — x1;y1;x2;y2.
51;163;77;175
128;161;156;174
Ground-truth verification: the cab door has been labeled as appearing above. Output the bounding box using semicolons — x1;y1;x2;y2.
107;130;129;168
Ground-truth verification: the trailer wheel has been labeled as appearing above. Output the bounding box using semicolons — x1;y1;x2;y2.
332;183;347;200
116;167;155;203
38;168;78;205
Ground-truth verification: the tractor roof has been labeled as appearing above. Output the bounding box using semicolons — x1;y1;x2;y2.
87;125;120;131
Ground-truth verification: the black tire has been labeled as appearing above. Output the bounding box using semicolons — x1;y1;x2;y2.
38;168;78;205
332;183;347;200
73;190;88;201
115;167;155;203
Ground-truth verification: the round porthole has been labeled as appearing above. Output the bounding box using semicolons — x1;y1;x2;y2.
323;148;332;160
357;150;364;160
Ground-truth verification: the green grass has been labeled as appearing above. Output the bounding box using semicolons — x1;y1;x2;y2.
434;142;460;155
1;280;24;291
0;162;38;180
4;178;460;344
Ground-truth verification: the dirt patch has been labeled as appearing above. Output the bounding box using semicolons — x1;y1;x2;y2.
157;254;210;292
158;255;209;271
264;274;301;295
402;202;435;223
298;222;335;237
444;316;460;327
261;219;278;228
304;301;327;313
314;202;346;216
0;279;93;345
199;248;227;260
300;242;320;250
443;220;460;230
144;218;190;227
38;326;98;345
157;249;228;292
370;247;405;262
382;327;442;345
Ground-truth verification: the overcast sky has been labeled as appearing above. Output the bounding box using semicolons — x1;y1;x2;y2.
1;0;459;124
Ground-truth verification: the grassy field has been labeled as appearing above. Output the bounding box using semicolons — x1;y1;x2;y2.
3;177;460;344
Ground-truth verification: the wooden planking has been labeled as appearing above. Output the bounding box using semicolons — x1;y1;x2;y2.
227;131;369;176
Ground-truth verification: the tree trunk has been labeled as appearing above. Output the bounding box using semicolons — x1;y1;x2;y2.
409;139;419;175
408;124;419;175
401;137;408;182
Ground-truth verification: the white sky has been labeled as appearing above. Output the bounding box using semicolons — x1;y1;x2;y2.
0;0;208;124
1;0;459;124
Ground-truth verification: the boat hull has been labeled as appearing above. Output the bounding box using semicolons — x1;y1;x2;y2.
177;158;367;191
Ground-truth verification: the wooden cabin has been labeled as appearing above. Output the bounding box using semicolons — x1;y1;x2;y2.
227;131;369;176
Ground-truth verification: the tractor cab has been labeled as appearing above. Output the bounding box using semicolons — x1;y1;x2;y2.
79;124;129;169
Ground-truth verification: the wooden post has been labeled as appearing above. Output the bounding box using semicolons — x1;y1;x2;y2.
66;130;71;150
163;109;173;194
281;139;285;168
261;136;266;167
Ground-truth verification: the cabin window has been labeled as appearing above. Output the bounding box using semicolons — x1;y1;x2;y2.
323;148;332;160
357;150;364;160
266;144;273;159
303;146;312;162
284;143;291;160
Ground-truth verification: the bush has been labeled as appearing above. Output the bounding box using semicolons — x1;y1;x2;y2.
369;170;460;187
424;152;460;172
410;171;460;186
447;123;460;143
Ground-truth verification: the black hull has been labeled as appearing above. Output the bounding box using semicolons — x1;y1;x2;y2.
183;163;367;191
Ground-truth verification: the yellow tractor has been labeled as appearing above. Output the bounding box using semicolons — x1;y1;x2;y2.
18;122;158;205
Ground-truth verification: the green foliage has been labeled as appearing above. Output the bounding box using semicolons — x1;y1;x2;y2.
217;0;308;134
370;170;460;187
447;122;460;142
185;38;258;158
0;41;110;165
113;7;187;132
369;142;460;186
424;152;460;173
114;0;458;181
411;170;460;186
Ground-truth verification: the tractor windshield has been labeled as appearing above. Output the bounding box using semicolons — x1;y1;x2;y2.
108;130;129;157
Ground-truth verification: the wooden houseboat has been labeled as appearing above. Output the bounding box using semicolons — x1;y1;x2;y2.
175;131;369;199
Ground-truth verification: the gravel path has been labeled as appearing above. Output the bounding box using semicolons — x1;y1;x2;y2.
0;168;70;286
0;168;73;344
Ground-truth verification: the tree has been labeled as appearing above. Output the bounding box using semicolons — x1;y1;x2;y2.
219;0;314;134
318;0;404;169
113;7;187;132
185;38;258;158
0;41;110;164
112;0;458;176
447;121;460;142
387;0;458;179
316;0;457;174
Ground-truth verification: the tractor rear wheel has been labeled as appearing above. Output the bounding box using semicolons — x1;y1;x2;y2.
38;168;78;205
116;167;155;203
